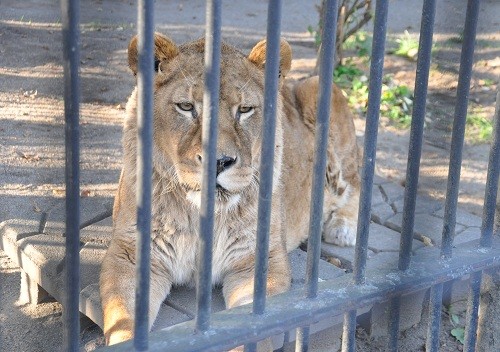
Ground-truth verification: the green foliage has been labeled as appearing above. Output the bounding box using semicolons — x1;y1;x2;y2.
448;31;464;44
481;78;495;87
392;30;419;60
466;113;493;142
334;63;364;87
380;80;413;127
343;31;372;58
447;307;465;345
307;25;322;48
334;63;414;127
451;327;465;344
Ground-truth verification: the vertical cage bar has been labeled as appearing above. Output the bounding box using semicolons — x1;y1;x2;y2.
480;89;500;248
341;310;357;352
387;295;401;351
252;0;283;316
196;0;222;332
352;0;389;285
426;283;444;352
344;2;389;350
463;271;482;351
304;0;338;299
295;326;310;352
61;0;80;350
398;0;436;271
299;1;338;348
246;3;282;350
440;0;480;258
134;0;154;349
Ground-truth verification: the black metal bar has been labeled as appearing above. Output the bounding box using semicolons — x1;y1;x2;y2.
246;4;283;350
480;88;500;248
103;238;500;352
341;310;356;352
304;0;338;299
196;0;221;332
295;326;310;352
387;295;401;351
463;271;482;351
134;0;154;350
343;3;389;350
426;283;444;352
298;1;338;348
440;0;480;258
398;0;436;271
61;0;80;350
353;0;389;284
252;0;283;316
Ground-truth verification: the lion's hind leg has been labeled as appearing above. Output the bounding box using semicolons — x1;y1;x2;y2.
294;76;361;247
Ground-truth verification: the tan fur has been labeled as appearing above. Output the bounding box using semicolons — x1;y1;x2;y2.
100;33;360;349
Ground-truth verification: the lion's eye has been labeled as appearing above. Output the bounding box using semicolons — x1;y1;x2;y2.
175;102;198;118
177;102;194;112
238;106;253;114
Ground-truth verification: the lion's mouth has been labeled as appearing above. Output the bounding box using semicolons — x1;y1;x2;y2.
185;184;241;210
182;183;229;194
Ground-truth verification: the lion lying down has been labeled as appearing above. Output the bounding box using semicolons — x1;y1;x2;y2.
100;33;360;348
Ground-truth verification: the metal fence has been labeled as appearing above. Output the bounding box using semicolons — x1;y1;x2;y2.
60;0;500;351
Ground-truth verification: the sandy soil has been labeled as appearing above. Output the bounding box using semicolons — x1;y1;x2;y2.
0;0;498;351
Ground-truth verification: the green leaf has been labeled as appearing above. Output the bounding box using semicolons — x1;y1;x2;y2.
451;327;465;344
451;314;460;325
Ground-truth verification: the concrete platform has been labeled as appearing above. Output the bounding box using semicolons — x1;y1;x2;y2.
0;197;347;349
0;179;486;349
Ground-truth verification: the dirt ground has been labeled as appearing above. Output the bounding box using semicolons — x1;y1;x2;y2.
0;0;499;351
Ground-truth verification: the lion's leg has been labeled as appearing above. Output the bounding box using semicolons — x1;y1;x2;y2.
294;76;360;247
322;182;360;246
100;239;172;345
223;250;290;352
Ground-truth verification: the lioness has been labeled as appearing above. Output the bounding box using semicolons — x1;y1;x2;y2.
100;33;360;348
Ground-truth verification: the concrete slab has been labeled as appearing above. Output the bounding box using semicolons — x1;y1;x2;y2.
361;288;429;338
372;174;392;186
433;207;483;228
392;195;442;215
385;213;465;246
14;234;66;302
80;216;113;245
371;201;396;224
1;213;350;351
453;227;481;246
321;241;375;271
289;247;345;284
371;185;386;206
19;270;51;305
42;197;113;236
379;182;405;203
0;219;43;267
368;222;425;253
283;323;343;352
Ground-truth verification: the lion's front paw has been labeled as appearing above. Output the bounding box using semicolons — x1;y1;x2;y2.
322;218;357;247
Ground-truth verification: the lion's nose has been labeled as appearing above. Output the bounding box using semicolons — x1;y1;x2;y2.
216;155;236;176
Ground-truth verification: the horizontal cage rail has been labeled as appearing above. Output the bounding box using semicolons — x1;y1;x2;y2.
103;238;500;351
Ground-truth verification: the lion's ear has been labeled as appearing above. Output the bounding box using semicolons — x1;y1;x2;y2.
128;32;179;75
248;39;292;81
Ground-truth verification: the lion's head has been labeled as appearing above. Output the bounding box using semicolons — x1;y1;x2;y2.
125;33;292;211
